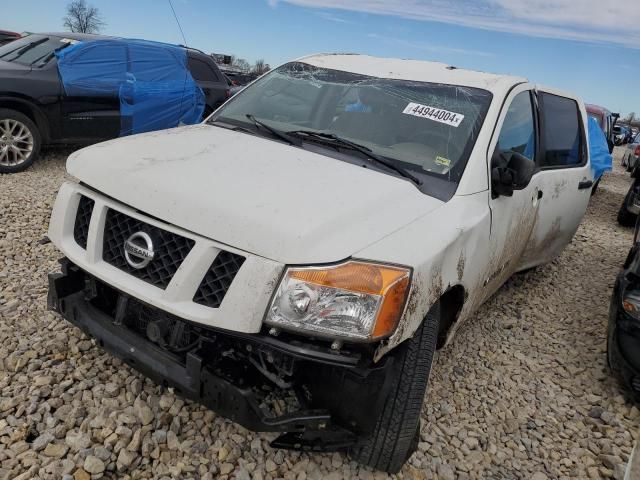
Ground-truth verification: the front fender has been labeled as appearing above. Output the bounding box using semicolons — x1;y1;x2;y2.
354;192;491;360
0;94;53;141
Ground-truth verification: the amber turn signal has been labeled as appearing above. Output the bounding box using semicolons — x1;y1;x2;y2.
289;261;411;339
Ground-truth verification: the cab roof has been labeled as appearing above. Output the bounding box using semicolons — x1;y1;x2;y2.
298;53;527;95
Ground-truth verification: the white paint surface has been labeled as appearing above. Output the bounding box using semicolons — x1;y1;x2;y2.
52;54;590;355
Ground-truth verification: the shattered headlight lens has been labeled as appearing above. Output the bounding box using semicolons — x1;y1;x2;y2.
266;261;411;341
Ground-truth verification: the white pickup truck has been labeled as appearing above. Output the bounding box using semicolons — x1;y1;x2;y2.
47;54;592;473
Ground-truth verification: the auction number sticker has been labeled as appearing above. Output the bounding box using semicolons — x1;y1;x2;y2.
402;103;464;127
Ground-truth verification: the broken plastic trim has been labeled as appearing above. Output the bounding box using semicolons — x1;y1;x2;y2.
48;259;395;451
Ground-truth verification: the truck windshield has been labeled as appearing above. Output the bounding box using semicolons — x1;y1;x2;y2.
211;61;493;192
0;35;73;67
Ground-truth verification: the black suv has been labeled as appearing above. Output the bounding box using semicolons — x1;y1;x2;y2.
0;33;230;173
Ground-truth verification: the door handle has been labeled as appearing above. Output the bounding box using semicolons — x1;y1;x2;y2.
533;187;543;206
578;180;593;190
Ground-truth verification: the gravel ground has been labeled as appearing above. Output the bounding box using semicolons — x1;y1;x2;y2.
0;147;638;480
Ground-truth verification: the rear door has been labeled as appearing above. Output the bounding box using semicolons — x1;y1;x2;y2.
187;52;228;114
517;88;591;269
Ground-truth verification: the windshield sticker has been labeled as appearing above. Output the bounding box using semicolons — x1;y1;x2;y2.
435;156;451;167
402;102;464;127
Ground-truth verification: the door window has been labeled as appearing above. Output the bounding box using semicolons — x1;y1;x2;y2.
539;93;585;168
188;57;219;82
496;91;536;161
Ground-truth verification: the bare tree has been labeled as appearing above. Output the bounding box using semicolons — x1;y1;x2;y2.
626;112;636;124
63;0;105;34
252;59;270;75
233;58;251;72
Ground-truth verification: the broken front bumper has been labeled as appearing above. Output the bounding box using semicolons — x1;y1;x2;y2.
48;259;395;451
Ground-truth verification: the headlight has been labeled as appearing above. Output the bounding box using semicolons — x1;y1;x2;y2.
266;260;411;341
622;287;640;320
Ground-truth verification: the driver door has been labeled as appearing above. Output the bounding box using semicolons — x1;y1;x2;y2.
482;85;542;299
516;87;592;269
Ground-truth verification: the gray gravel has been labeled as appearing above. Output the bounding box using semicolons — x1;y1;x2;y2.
0;147;638;479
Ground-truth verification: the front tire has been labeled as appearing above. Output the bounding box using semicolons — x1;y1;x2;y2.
0;109;41;174
351;302;440;473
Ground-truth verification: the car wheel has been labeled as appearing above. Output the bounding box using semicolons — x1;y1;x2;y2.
617;187;637;227
0;109;41;174
350;301;440;473
631;160;637;173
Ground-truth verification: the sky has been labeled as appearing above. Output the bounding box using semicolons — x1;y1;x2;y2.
6;0;640;116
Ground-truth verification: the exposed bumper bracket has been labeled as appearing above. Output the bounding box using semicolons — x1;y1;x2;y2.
48;262;360;449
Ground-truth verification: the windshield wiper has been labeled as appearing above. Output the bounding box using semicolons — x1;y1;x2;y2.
245;114;302;146
0;38;48;61
207;118;254;134
30;44;68;67
288;130;422;186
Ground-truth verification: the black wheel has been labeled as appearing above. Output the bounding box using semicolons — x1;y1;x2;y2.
350;302;440;473
0;109;41;174
618;187;637;227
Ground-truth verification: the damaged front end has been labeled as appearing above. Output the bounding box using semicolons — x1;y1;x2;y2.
48;258;397;451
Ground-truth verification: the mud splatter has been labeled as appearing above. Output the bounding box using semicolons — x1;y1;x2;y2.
528;216;562;259
482;204;538;304
552;180;568;199
456;251;466;282
404;275;424;320
428;264;444;308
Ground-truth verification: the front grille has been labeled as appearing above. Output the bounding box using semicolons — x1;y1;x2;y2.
73;196;95;249
193;251;245;308
102;209;195;289
632;376;640;393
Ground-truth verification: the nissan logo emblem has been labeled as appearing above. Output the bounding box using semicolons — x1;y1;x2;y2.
124;232;154;269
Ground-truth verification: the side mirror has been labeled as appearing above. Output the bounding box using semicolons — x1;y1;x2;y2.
491;151;536;198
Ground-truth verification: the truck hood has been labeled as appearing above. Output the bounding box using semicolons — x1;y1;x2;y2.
67;125;444;264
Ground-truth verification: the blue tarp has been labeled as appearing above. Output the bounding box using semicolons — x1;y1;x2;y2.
588;116;613;181
56;39;204;135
